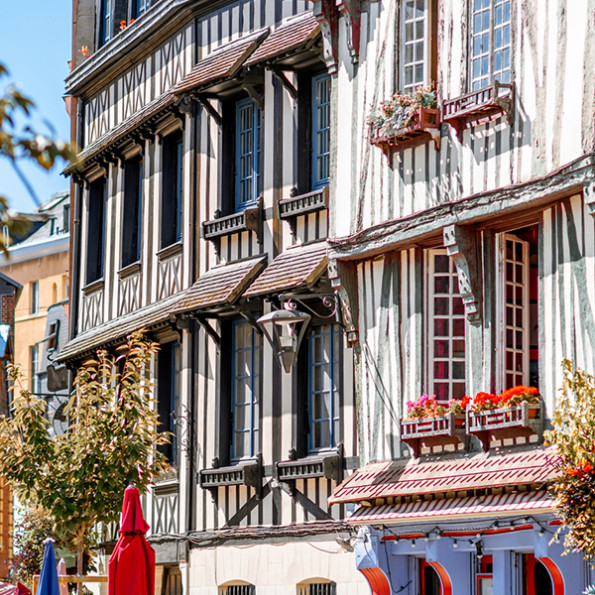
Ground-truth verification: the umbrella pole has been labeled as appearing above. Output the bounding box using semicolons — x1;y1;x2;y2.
76;529;85;595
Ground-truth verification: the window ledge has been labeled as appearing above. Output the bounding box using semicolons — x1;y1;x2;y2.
199;457;262;491
276;446;343;483
82;278;104;295
371;107;441;153
202;199;263;251
443;81;514;139
118;261;142;279
279;187;329;219
157;241;183;261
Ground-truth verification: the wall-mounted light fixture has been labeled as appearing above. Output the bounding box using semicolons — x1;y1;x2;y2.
256;307;311;373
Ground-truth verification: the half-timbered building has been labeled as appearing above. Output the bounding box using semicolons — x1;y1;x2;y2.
61;0;366;593
321;0;595;593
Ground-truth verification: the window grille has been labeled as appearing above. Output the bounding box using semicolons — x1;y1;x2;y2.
307;324;341;452
499;234;529;388
231;320;261;460
470;0;511;90
401;0;428;93
427;250;466;400
220;585;255;595
297;582;337;595
312;73;331;189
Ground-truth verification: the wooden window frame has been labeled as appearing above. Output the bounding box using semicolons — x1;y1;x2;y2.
131;0;149;19
469;0;512;91
30;281;39;315
99;0;112;47
157;341;181;466
307;324;342;453
311;73;331;190
30;344;40;395
160;131;183;249
86;178;106;285
234;98;261;212
122;157;143;268
230;319;261;462
426;249;467;400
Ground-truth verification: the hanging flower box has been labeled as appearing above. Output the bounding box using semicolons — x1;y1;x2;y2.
466;401;543;451
401;412;466;458
368;87;441;154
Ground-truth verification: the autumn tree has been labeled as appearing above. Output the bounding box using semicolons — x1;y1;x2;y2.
545;359;595;558
0;332;169;589
0;62;77;247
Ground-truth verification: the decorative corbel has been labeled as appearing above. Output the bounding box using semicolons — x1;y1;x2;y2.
336;0;361;63
241;83;265;111
270;69;298;100
327;256;360;346
197;97;223;126
244;197;264;245
311;0;339;74
583;181;595;218
176;94;193;115
443;224;482;322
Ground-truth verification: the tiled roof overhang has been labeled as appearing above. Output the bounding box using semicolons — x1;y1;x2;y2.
172;29;270;96
173;255;268;315
328;447;560;506
55;291;184;364
243;241;328;298
346;490;555;526
244;13;320;67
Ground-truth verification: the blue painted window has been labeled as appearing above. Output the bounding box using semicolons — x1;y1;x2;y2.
161;132;183;247
235;98;261;210
308;324;341;452
231;319;261;461
100;0;112;47
132;0;148;18
311;74;331;190
158;342;181;466
470;0;511;90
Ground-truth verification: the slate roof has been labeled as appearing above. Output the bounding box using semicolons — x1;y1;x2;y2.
55;291;184;363
174;255;267;314
244;241;328;297
16;191;70;245
244;12;320;66
172;29;270;95
328;447;560;506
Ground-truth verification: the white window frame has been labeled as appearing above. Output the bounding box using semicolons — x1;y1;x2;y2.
401;0;430;93
496;232;530;391
469;0;512;91
426;249;467;400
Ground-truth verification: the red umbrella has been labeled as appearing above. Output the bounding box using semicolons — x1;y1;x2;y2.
108;485;155;595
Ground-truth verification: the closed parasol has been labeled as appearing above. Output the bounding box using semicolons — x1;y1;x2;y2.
36;539;60;595
108;485;155;595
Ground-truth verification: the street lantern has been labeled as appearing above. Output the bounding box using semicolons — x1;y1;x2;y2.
257;307;311;373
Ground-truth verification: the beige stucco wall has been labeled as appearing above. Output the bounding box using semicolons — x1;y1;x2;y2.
0;250;69;387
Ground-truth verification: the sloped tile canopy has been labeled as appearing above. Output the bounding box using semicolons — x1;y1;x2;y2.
346;490;555;526
243;241;328;298
171;28;270;96
173;255;267;315
328;447;559;506
54;291;183;364
244;12;320;67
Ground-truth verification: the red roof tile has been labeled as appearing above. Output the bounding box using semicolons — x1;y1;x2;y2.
173;29;269;96
347;490;555;525
328;447;560;506
245;13;320;66
174;256;267;313
243;242;328;298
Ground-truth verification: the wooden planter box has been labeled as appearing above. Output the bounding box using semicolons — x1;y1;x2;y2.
466;401;543;451
401;412;466;457
371;107;441;154
443;81;514;139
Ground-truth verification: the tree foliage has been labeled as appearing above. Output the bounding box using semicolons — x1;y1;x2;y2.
544;359;595;558
0;62;77;249
0;332;170;576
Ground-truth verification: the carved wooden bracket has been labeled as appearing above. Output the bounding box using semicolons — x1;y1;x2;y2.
584;182;595;218
311;0;340;73
443;224;482;322
336;0;361;63
328;256;360;346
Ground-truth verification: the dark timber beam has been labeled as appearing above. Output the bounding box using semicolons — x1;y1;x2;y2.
443;224;482;322
270;69;298;100
328;257;360;346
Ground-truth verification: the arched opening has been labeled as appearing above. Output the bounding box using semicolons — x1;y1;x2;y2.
423;560;453;595
297;578;337;595
524;554;563;595
358;567;391;595
218;582;255;595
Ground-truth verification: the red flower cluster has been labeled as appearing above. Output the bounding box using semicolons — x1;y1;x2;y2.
120;19;135;31
470;386;540;412
567;462;594;477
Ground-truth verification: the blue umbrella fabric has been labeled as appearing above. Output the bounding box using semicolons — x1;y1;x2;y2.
36;538;60;595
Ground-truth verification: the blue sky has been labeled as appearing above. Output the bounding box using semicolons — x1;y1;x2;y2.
0;0;72;213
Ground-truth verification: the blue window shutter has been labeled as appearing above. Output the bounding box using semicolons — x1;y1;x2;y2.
235;98;261;211
311;73;331;190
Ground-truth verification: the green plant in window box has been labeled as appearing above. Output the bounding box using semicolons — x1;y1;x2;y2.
367;86;437;141
544;359;595;559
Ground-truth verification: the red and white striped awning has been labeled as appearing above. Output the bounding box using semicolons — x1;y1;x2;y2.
347;491;555;525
